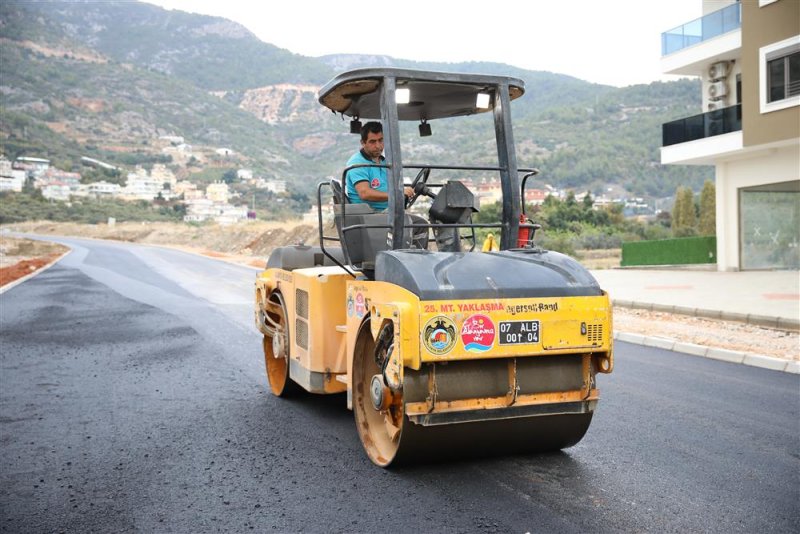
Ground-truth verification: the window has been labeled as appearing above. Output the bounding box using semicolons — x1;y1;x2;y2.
760;35;800;113
767;51;800;102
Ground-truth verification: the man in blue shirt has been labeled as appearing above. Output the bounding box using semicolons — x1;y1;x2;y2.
346;122;413;210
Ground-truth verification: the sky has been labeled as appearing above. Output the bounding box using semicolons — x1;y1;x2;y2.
143;0;701;88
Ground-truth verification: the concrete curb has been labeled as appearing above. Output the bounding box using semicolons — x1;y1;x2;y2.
613;300;800;332
615;331;798;374
0;250;71;295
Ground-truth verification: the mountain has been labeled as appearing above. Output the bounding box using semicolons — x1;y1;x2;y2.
0;0;711;203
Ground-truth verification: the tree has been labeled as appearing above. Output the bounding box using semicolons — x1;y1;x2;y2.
222;169;238;184
698;179;716;236
671;186;697;237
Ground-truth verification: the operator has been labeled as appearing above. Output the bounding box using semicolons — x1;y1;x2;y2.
345;121;414;209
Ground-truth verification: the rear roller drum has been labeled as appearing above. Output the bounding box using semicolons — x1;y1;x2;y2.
262;292;298;397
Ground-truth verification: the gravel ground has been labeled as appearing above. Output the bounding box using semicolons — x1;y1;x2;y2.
614;307;798;361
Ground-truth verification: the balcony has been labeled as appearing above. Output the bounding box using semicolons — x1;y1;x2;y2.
661;3;741;56
663;104;741;146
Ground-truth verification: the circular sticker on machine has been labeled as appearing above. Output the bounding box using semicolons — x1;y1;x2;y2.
460;314;496;353
423;316;457;356
354;292;366;318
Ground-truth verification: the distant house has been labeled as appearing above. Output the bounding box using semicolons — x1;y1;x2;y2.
15;157;50;174
522;188;548;205
215;148;234;157
0;173;25;192
150;163;177;189
39;168;81;187
183;198;248;224
87;181;121;198
174;180;203;200
121;167;163;200
159;135;185;145
0;155;12;177
206;181;230;203
120;166;175;200
41;183;71;201
265;179;287;194
0;156;24;192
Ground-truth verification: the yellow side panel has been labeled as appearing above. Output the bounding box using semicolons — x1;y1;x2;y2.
290;266;350;374
344;281;421;378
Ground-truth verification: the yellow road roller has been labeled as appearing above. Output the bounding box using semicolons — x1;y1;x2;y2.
255;68;613;467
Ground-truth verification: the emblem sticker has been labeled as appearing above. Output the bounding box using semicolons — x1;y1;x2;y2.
370;178;381;189
460;314;496;353
423;316;456;356
355;292;366;318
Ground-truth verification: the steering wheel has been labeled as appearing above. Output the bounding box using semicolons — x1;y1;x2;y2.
405;167;431;208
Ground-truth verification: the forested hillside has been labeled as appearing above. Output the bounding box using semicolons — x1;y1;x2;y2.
1;0;712;205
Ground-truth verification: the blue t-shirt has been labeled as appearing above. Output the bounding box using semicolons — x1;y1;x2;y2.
345;150;388;211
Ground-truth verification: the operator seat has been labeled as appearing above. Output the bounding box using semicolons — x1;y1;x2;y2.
331;178;394;276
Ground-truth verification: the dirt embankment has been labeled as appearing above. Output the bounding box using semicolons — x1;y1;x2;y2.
0;236;69;287
5;220;322;267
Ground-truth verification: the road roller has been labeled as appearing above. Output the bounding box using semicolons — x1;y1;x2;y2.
255;68;613;467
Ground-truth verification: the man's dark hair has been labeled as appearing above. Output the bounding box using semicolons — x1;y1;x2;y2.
360;121;382;142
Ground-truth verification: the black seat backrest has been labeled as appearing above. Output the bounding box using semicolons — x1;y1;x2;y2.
333;203;389;269
330;178;347;205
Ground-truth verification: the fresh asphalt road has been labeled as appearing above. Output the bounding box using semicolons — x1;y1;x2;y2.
1;237;798;533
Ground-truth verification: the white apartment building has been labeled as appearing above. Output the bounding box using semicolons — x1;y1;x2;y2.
150;163;177;189
206;181;230;203
174;180;204;200
15;157;50;174
0;156;25;192
87;181;121;198
660;0;799;270
121;166;173;200
183;198;248;224
41;183;71;201
0;173;25;192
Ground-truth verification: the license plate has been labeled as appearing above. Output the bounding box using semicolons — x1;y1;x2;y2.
498;320;540;345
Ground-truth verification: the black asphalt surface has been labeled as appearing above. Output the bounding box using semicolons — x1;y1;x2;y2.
1;237;798;533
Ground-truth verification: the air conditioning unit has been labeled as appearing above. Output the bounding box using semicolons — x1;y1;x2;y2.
708;81;728;99
708;61;730;80
707;100;726;111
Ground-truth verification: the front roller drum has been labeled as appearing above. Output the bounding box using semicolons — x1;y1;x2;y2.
352;326;595;467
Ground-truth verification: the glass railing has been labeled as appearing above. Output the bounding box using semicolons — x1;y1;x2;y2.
662;104;742;147
662;3;741;56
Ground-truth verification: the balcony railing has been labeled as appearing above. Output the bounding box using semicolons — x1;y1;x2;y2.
662;104;742;147
661;3;741;56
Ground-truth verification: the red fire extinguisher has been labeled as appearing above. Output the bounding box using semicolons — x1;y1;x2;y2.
517;214;531;248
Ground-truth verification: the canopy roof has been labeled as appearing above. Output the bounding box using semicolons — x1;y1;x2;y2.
318;68;525;121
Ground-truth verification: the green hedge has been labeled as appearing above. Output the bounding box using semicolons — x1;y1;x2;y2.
621;236;716;266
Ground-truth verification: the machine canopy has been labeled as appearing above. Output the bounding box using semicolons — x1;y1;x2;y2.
317;68;525;121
